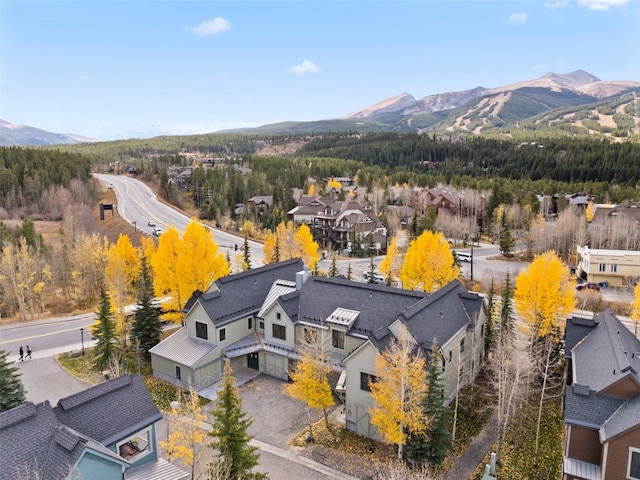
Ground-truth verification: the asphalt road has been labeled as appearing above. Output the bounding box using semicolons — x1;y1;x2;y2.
94;173;265;267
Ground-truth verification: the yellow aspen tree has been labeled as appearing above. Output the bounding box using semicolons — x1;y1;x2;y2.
631;283;640;337
71;233;109;307
151;226;183;323
179;219;229;294
105;234;140;346
159;386;209;480
585;203;595;223
514;250;576;339
262;232;278;264
139;235;156;261
400;230;459;293
286;350;334;437
294;223;320;271
379;236;401;285
369;326;428;459
307;183;316;196
263;221;319;270
327;178;342;191
152;221;229;324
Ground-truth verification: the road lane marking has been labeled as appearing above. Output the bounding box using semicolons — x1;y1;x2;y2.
0;325;95;345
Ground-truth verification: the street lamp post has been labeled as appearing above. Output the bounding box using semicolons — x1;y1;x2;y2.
80;328;85;356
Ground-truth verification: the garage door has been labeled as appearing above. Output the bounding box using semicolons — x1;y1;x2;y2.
264;353;287;380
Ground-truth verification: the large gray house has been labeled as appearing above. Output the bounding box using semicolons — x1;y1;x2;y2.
150;259;487;440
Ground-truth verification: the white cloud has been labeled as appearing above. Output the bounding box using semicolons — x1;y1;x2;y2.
509;13;528;24
577;0;628;10
191;17;231;36
544;0;569;8
289;60;320;76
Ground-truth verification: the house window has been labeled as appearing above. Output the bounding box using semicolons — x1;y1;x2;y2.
272;324;286;340
276;312;281;320
304;327;317;344
195;321;208;340
460;338;465;353
332;329;345;349
259;321;264;330
175;365;181;380
611;263;618;273
449;350;453;362
360;372;378;392
248;318;253;330
219;328;226;342
629;447;640;480
599;263;606;272
442;358;446;371
117;427;152;462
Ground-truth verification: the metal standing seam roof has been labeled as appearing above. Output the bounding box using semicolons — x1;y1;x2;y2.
257;280;297;318
326;307;360;328
124;458;189;480
148;327;217;367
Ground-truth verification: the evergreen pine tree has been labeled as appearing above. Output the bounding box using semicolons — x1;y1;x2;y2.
346;263;353;281
243;233;251;270
499;212;515;258
131;257;162;357
406;344;453;466
328;257;338;277
484;278;496;355
500;272;515;334
208;360;266;480
92;286;120;371
0;348;26;412
367;256;376;284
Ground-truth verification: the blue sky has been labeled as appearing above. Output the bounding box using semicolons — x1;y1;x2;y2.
2;0;639;140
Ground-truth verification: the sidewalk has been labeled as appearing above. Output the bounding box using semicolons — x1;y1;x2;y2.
442;410;499;480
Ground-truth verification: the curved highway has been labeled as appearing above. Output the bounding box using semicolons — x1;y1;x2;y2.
94;173;265;267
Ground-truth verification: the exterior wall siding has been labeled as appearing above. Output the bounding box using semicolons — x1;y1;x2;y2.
603;428;640;480
567;426;602;464
76;451;125;480
344;342;380;440
186;303;211;339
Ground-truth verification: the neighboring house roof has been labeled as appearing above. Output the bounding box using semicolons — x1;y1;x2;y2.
53;374;163;446
571;309;640;393
248;195;273;207
125;458;190;480
564;315;598;359
199;259;304;326
564;384;625;430
149;327;217;367
0;401;90;480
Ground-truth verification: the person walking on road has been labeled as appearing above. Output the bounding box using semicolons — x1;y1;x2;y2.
25;346;32;359
19;346;24;362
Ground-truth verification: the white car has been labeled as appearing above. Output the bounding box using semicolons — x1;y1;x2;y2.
148;220;156;227
152;227;163;236
363;271;385;284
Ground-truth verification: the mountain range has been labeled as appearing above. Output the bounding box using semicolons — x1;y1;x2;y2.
0;120;95;147
2;70;639;146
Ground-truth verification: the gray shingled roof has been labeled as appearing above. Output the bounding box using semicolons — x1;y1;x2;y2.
564;384;625;429
600;394;640;441
199;259;303;325
0;401;129;480
572;309;640;393
564;315;598;360
401;281;482;348
294;276;426;338
54;374;162;447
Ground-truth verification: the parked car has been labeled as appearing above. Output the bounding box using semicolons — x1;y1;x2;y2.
453;251;472;262
576;282;600;291
363;271;386;284
148;220;156;227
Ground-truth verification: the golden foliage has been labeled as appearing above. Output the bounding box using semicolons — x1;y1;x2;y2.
369;327;428;458
379;236;401;283
307;183;316;196
631;283;640;336
159;386;209;478
327;178;343;191
286;351;334;412
399;231;459;293
263;221;320;270
514;250;576;339
151;219;229;323
585;203;595;223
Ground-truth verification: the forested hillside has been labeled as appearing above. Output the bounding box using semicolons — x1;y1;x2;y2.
297;133;640;186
